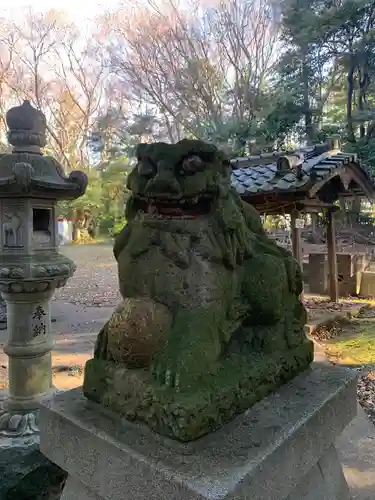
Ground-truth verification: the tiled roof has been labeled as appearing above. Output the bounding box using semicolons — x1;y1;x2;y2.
230;145;373;197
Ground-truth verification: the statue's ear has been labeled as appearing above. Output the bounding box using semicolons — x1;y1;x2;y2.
216;150;230;167
135;143;148;159
199;141;218;154
126;169;133;190
177;139;218;159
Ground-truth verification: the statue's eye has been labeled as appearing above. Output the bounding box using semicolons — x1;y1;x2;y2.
180;155;205;175
137;160;155;177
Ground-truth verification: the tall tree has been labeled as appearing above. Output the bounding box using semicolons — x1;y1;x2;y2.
278;0;334;142
318;0;375;143
100;0;280;150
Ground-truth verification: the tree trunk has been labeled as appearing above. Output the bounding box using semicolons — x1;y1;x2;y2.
366;120;375;141
302;55;313;142
72;208;86;242
358;66;366;139
358;95;365;139
346;64;356;142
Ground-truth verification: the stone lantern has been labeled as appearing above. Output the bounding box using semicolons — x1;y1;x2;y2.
0;101;87;436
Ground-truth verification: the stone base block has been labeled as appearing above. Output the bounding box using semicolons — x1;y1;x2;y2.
39;365;357;500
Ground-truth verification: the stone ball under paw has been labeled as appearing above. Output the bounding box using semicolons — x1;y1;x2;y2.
106;297;172;368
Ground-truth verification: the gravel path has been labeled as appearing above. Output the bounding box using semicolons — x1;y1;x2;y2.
54;244;121;308
357;371;375;425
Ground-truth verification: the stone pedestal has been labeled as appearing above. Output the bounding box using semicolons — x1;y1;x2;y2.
39;365;357;500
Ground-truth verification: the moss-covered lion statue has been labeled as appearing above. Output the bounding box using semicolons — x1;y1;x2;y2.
83;139;313;442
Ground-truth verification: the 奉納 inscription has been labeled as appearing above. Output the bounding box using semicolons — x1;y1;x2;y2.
32;305;47;337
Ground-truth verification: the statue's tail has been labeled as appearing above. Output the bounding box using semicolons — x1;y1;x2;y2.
93;322;109;359
284;256;304;296
294;260;304;296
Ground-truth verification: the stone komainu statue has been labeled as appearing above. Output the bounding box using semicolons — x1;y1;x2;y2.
83;139;313;442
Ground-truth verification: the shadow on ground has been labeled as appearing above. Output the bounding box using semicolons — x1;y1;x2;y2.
338;407;375;500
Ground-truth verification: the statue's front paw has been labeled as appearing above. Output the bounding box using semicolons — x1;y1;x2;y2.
152;348;209;391
152;356;182;390
151;310;222;391
152;347;218;392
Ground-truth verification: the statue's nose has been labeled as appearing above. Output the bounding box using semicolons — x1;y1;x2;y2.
145;166;180;195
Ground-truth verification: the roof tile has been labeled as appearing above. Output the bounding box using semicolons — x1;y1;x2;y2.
283;172;296;182
230;147;373;198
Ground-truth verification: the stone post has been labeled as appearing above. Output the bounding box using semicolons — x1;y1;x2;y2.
0;101;87;437
1;289;55;435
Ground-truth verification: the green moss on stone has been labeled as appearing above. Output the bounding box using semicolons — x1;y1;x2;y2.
84;340;313;442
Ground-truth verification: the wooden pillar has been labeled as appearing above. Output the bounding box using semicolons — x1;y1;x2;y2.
291;211;304;299
291;211;303;267
326;209;338;302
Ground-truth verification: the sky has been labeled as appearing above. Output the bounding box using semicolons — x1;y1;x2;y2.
1;0;121;23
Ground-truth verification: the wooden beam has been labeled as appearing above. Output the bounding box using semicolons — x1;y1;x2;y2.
295;198;337;210
296;204;340;214
308;171;341;198
242;194;336;214
308;162;374;199
326;209;338;302
250;202;339;215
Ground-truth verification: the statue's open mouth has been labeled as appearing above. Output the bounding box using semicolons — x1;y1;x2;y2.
134;195;213;218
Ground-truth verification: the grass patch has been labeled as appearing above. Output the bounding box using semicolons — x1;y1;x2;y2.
72;238;106;245
325;316;375;366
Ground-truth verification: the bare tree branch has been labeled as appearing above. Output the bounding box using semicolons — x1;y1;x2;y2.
101;0;280;140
